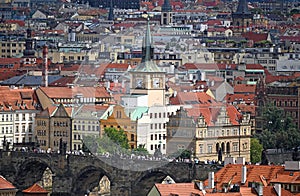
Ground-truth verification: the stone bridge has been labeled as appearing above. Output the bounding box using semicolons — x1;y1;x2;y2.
0;151;219;196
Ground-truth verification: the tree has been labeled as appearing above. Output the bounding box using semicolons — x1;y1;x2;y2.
132;145;149;156
82;128;130;155
250;138;263;163
103;127;130;150
255;103;300;150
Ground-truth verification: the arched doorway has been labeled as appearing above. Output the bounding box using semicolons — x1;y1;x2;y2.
221;142;225;153
226;142;230;154
216;143;220;153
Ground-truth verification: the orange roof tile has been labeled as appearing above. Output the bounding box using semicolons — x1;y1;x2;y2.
204;164;285;191
22;183;48;193
106;63;130;69
0;176;16;190
154;183;204;196
180;63;219;70
263;186;294;196
270;171;300;184
39;86;110;99
234;84;256;94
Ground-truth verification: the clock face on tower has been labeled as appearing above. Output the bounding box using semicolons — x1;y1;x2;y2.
136;78;144;89
153;78;160;88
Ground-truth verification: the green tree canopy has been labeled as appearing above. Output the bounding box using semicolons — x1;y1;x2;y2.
255;103;300;150
250;138;263;163
82;128;130;155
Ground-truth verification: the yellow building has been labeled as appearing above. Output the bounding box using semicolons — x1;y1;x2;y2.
100;105;137;149
0;39;25;58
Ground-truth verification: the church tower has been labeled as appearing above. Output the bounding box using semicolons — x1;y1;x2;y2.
161;0;172;25
22;28;36;66
108;0;114;21
232;0;253;34
129;16;166;107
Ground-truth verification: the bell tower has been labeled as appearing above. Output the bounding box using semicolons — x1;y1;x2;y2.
22;28;36;66
232;0;253;34
129;15;166;107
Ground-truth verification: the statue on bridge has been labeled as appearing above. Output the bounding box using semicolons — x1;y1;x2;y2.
2;136;10;151
218;148;222;163
59;138;67;155
292;147;300;161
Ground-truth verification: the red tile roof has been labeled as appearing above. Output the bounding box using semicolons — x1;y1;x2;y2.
270;171;300;184
0;175;16;190
263;186;294;196
226;94;256;105
0;87;36;111
154;183;204;196
204;164;285;191
234;84;256;94
181;63;219;70
39;86;111;99
4;20;25;26
106;63;130;69
22;183;48;193
242;32;268;43
246;64;265;70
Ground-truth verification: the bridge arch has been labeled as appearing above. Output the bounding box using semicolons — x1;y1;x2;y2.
131;169;179;195
71;165;112;195
15;156;54;190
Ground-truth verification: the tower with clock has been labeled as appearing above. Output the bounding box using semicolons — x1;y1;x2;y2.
129;15;166;107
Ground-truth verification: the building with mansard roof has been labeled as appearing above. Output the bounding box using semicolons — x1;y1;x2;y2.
0;87;38;150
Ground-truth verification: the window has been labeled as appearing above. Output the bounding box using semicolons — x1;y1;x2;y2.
233;142;238;152
131;134;134;141
207;145;212;153
150;145;153;150
150;134;153;140
199;144;204;154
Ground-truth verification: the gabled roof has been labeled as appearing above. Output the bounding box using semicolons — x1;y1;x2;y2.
22;183;48;193
154;183;204;196
0;175;16;190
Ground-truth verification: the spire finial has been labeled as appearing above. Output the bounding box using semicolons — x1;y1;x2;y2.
141;13;153;63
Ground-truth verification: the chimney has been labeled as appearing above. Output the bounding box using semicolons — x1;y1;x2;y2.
208;172;214;189
237;157;245;165
42;45;48;87
241;165;247;184
255;182;263;196
224;157;235;165
194;180;203;190
274;184;281;196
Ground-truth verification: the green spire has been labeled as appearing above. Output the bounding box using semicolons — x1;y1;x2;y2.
142;16;153;63
131;14;163;73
